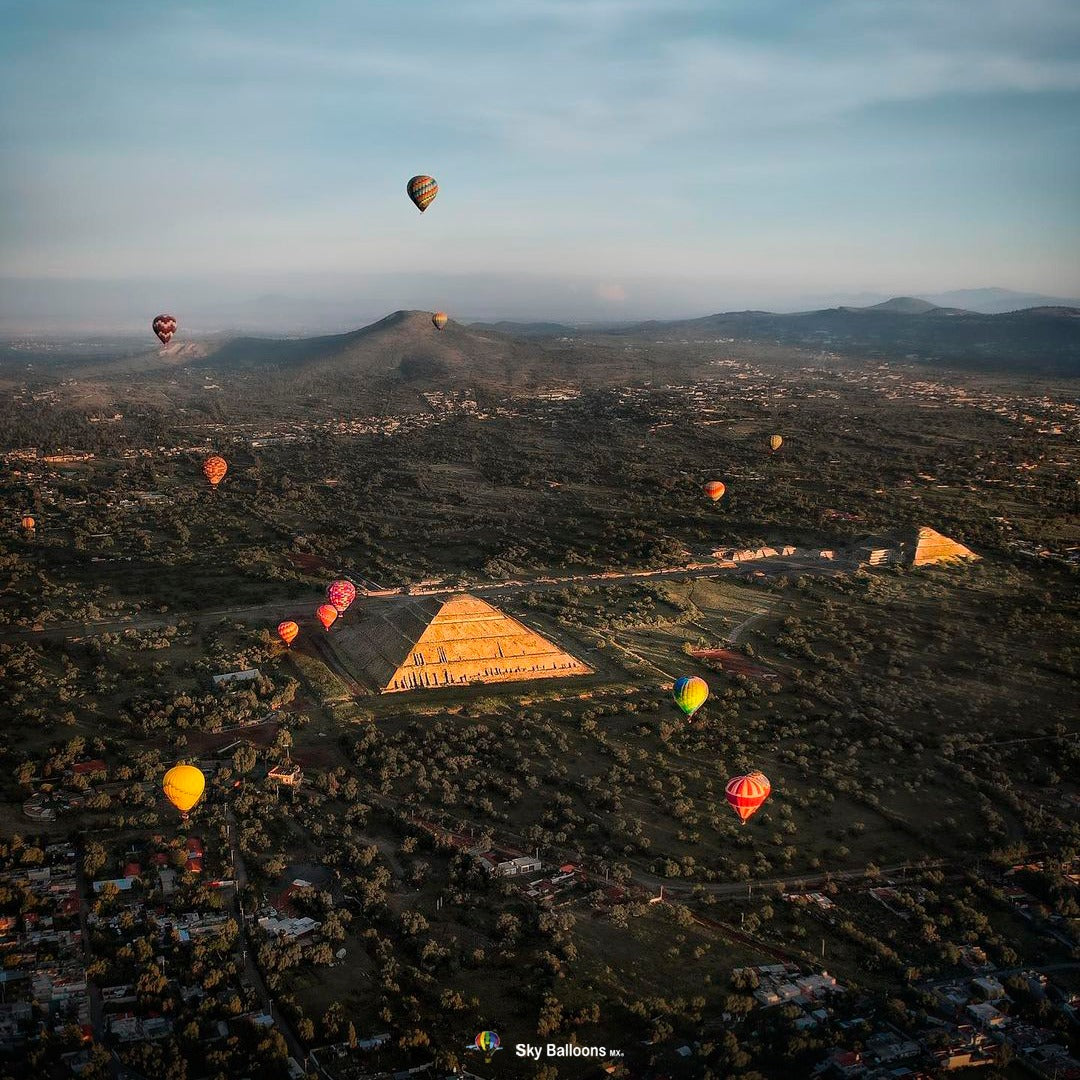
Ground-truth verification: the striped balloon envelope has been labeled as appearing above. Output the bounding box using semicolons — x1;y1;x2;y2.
277;621;299;647
725;772;771;824
672;675;709;718
407;175;438;212
703;480;726;501
432;311;448;330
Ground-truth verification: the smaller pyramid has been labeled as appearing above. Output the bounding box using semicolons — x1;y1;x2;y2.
910;526;978;566
334;594;592;693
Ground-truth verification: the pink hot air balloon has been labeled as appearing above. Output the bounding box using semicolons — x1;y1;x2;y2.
326;579;357;614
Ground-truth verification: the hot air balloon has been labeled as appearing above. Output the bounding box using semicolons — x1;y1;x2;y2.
202;456;227;488
703;481;726;502
277;620;299;647
163;764;205;820
326;580;356;614
316;604;338;631
407;175;438;212
20;516;36;531
432;311;448;330
769;435;783;452
152;314;177;346
725;772;770;824
673;676;709;719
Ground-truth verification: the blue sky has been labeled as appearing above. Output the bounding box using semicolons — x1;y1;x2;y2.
1;0;1078;329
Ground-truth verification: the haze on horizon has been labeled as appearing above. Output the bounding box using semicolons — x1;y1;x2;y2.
2;0;1078;334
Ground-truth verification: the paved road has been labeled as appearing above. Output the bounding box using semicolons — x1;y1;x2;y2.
0;556;837;645
225;804;308;1067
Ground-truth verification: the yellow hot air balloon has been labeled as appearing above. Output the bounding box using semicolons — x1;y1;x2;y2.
432;311;448;330
769;435;783;452
163;764;205;819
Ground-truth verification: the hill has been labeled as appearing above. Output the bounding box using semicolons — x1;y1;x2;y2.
486;298;1080;375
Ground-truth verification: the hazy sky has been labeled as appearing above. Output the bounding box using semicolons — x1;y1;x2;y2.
2;0;1078;330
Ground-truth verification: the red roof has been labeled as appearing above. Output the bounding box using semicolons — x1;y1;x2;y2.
184;857;203;873
123;863;141;879
186;837;204;855
71;759;107;775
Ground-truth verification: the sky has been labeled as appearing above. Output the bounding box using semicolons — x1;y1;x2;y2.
1;0;1078;331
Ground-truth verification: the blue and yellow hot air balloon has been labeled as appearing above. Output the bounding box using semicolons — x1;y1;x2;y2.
673;676;709;719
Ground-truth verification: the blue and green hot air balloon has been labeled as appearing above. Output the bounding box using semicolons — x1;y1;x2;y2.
673;676;709;719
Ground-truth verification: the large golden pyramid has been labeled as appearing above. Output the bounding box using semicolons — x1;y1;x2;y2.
335;594;592;693
910;526;978;566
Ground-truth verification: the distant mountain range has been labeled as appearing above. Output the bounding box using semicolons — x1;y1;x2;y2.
16;298;1079;391
470;297;1080;375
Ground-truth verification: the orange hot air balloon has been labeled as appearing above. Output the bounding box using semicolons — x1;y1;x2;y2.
725;772;771;825
326;580;356;614
20;516;36;531
152;314;177;346
277;621;299;647
769;435;783;452
316;604;338;631
163;764;205;820
407;175;438;212
432;311;448;330
703;481;726;502
202;456;227;487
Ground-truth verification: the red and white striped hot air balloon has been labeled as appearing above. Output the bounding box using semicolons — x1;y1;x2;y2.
725;772;771;825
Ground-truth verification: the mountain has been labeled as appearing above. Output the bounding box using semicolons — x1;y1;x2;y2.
858;296;943;315
485;298;1080;375
60;310;626;395
923;288;1080;314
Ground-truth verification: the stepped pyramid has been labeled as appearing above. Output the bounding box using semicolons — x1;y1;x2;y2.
849;525;977;568
909;526;978;566
335;594;592;693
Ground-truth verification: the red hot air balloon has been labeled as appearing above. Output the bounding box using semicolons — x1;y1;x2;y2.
326;579;356;614
725;772;771;825
152;314;177;345
407;175;438;212
703;481;726;502
202;456;227;488
316;604;338;631
277;621;299;647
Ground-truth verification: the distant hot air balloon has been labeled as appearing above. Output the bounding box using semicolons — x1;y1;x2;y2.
407;175;438;212
20;516;36;531
769;435;783;452
726;772;771;824
326;580;356;614
152;314;177;346
432;311;448;330
316;604;338;631
703;481;726;502
277;620;299;647
202;456;227;488
673;676;709;719
163;764;205;820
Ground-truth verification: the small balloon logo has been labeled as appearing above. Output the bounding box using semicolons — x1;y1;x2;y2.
475;1031;500;1052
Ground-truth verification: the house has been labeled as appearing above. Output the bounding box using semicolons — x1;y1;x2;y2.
267;763;303;787
213;669;261;686
967;1002;1008;1029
